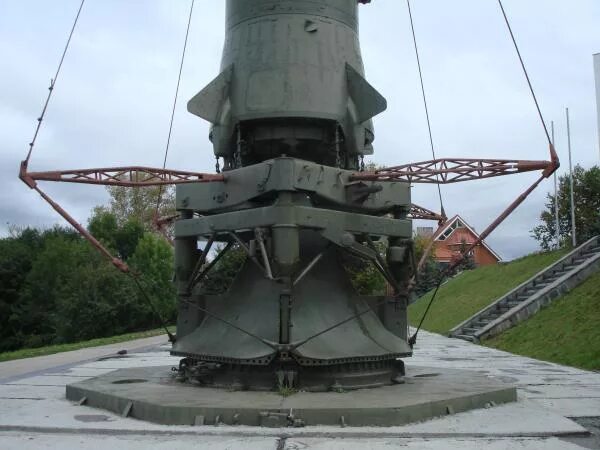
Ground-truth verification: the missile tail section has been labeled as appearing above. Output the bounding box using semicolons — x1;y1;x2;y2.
174;0;413;391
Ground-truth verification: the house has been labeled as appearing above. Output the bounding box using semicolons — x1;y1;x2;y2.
417;215;501;268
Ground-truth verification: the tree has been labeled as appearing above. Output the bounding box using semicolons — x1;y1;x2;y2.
88;210;145;260
53;255;141;342
341;238;387;296
412;234;442;297
454;239;476;272
201;244;247;295
128;233;177;322
0;223;175;349
532;165;600;250
12;230;91;348
94;182;175;230
0;230;43;351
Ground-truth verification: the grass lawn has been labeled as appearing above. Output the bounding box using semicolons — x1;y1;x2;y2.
0;326;174;363
484;272;600;371
408;249;568;334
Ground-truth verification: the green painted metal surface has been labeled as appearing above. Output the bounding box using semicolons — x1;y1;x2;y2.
173;0;414;392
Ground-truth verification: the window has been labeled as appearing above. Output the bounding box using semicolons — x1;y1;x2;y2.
437;219;464;241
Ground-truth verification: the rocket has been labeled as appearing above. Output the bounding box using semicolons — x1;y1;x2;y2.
188;0;386;170
172;0;412;392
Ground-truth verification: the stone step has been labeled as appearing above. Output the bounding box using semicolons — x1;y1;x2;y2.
484;316;500;322
521;291;540;298
451;238;599;342
572;257;589;264
576;255;594;262
545;273;561;279
551;270;567;277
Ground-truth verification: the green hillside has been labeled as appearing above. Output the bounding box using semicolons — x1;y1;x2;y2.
485;272;600;370
408;249;568;334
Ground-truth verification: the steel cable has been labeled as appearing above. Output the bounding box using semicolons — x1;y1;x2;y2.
25;0;86;164
408;1;557;346
406;0;445;216
154;0;195;216
497;0;553;146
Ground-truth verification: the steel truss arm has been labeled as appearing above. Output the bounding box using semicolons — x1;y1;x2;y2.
351;153;557;184
408;203;446;224
20;161;224;188
18;159;223;272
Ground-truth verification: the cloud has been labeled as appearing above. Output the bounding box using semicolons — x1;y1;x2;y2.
1;0;598;259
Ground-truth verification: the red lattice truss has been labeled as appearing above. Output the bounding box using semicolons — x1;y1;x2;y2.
19;163;224;188
408;203;446;224
19;146;558;274
350;157;556;184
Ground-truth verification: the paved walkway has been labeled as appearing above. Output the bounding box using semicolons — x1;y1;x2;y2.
0;334;168;382
0;331;598;449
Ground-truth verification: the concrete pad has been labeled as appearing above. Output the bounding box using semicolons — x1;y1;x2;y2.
518;384;600;399
0;432;276;450
57;367;133;377
75;357;178;370
531;398;600;417
0;330;597;448
0;384;64;400
0;334;169;381
65;365;516;427
283;437;586;449
0;391;586;438
6;375;90;386
0;432;587;450
402;400;588;436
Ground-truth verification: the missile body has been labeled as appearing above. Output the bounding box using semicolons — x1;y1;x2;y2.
188;0;386;170
173;0;412;392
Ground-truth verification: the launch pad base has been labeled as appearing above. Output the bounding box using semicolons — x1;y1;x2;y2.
66;365;516;427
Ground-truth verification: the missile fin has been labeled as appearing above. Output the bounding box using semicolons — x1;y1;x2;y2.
187;65;233;123
346;63;387;123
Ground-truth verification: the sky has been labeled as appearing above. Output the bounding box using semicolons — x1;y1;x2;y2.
0;0;598;260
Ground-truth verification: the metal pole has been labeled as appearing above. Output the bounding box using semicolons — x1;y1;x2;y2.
551;121;560;249
566;108;576;247
594;53;600;161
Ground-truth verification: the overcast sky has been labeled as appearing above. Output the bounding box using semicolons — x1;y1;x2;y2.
1;0;598;260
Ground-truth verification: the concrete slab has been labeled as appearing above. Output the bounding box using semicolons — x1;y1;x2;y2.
0;334;169;381
402;400;588;436
0;431;276;450
56;367;125;377
0;331;598;448
75;357;178;370
283;437;586;449
0;401;587;438
6;375;90;386
0;384;64;400
518;384;600;399
65;365;516;427
0;432;588;450
531;398;600;418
